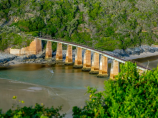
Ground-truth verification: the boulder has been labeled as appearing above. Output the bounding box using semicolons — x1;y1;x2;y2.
113;49;128;57
0;53;16;63
141;45;150;52
125;48;132;55
134;47;141;55
62;50;67;59
149;47;155;53
36;50;46;58
52;51;56;57
103;51;122;58
14;56;28;62
14;54;36;62
27;54;36;59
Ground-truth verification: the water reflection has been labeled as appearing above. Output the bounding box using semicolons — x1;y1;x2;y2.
0;64;107;90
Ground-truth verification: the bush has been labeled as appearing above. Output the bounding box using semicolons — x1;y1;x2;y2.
72;62;158;117
0;96;65;118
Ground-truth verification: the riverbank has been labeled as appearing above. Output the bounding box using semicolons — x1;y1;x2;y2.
0;51;56;67
1;44;158;68
0;78;89;117
123;51;158;60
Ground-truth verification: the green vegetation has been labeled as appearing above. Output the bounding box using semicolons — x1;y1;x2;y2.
0;62;158;117
72;62;158;117
0;96;65;118
0;26;33;50
0;0;158;51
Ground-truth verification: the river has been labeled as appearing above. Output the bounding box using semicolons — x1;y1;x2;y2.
0;56;157;117
0;63;109;117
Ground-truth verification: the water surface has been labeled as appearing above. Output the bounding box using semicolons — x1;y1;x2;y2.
0;64;108;116
0;64;107;90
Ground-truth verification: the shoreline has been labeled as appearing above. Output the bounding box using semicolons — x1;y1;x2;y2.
1;48;158;70
0;78;89;117
123;51;158;61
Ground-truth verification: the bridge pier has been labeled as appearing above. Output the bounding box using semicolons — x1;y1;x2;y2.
45;41;52;59
73;47;83;68
82;50;91;71
36;38;42;54
56;42;63;62
89;52;99;74
110;60;119;80
65;44;73;65
97;56;108;77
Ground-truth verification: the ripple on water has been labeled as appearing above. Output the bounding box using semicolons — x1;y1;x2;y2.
0;64;107;90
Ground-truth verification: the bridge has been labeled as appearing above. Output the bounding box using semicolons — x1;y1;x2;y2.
31;37;150;79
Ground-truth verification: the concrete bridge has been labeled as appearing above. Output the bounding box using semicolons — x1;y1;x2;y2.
10;37;149;79
34;37;150;79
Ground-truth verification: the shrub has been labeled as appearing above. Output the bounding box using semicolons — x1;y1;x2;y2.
0;96;65;118
72;62;158;118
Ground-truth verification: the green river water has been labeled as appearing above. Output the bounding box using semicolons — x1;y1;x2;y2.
0;57;157;116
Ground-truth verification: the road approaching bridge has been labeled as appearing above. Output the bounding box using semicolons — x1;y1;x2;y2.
37;37;149;79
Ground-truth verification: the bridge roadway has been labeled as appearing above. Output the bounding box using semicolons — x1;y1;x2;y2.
37;37;150;71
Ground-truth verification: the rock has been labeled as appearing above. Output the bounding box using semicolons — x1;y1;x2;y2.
52;51;56;57
82;67;91;71
141;45;150;52
36;50;46;58
14;54;36;62
89;70;99;74
62;50;67;59
113;49;128;56
154;47;158;51
149;47;155;53
139;47;144;53
27;54;36;59
134;47;141;55
0;53;16;63
14;56;28;62
97;74;108;78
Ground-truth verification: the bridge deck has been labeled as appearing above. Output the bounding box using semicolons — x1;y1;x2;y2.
37;37;151;71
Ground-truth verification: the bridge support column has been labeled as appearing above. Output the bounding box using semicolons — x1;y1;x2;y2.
89;52;99;74
45;41;52;59
36;38;42;54
65;44;73;65
97;56;108;77
73;47;83;68
110;60;119;80
56;42;63;62
82;50;91;71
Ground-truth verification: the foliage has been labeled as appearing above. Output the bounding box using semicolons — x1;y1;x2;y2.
0;26;33;50
0;0;158;50
0;96;65;118
72;62;158;117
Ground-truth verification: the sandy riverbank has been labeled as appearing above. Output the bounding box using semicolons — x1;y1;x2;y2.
0;78;89;117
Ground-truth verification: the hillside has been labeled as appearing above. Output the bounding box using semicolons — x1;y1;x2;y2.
0;0;158;51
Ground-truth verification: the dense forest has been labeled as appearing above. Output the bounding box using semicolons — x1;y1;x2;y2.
0;0;158;51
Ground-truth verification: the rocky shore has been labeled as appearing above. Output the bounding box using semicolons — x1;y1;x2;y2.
1;45;158;67
0;50;76;67
0;50;55;67
105;45;158;59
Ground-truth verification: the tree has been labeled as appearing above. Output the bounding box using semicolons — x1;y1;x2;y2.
73;62;158;117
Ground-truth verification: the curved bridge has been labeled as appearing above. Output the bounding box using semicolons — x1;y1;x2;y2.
36;37;149;79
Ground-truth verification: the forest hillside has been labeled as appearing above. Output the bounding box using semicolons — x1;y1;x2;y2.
0;0;158;51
